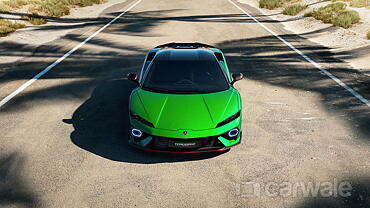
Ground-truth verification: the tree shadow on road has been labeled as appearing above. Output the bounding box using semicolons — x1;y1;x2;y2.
0;152;38;207
1;2;369;162
216;36;370;140
64;79;227;164
297;177;370;208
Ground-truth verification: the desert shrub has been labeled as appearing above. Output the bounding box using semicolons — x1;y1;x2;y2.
283;4;308;15
304;2;360;28
332;0;369;8
304;11;313;17
71;0;104;7
28;0;70;17
366;30;370;40
0;0;28;12
259;0;283;9
21;13;48;25
0;0;106;37
1;0;105;16
348;0;369;7
333;10;360;28
0;19;26;37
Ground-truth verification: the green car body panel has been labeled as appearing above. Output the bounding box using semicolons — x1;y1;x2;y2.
128;43;242;152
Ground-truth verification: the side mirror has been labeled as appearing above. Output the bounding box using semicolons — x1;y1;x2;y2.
127;73;139;85
231;73;243;85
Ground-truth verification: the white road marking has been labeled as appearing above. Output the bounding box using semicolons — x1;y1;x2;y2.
0;0;142;109
298;117;320;120
229;0;370;108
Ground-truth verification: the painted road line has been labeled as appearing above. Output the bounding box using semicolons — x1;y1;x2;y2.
0;0;142;109
229;0;370;108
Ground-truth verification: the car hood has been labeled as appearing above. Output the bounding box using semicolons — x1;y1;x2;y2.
130;88;240;130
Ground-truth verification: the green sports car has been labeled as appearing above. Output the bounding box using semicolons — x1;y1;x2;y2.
127;43;243;153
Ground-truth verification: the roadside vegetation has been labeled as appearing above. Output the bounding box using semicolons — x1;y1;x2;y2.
0;0;105;37
0;0;106;17
28;0;105;17
259;0;284;9
282;3;308;15
259;0;305;10
0;19;25;37
259;0;369;10
332;0;370;8
304;2;360;28
21;13;47;25
258;0;368;38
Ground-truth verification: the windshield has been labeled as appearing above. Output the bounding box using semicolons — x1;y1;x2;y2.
142;55;230;94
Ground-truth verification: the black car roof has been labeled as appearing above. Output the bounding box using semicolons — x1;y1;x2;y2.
154;49;217;61
155;42;215;49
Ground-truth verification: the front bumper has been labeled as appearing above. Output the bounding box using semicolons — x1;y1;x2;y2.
128;113;242;153
129;132;242;153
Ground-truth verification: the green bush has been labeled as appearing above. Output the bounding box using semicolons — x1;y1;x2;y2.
30;1;70;17
72;0;104;7
28;0;105;17
0;0;28;12
304;2;360;28
259;0;282;9
349;0;369;7
21;13;48;25
283;4;308;15
333;10;360;28
367;30;370;40
0;0;105;17
0;0;105;37
332;0;369;8
0;19;26;37
304;11;313;17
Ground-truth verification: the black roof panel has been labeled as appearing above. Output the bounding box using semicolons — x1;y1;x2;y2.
155;49;216;61
155;42;215;49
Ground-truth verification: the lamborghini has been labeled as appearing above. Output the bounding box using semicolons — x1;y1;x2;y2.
127;43;243;153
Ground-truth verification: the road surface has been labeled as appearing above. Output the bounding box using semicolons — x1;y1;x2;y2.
0;0;370;207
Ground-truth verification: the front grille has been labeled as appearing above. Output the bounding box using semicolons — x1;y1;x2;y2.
147;136;224;151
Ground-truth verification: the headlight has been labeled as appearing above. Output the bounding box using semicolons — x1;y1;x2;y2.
130;111;154;127
222;128;240;140
216;111;240;128
130;128;148;142
228;128;239;138
131;128;143;138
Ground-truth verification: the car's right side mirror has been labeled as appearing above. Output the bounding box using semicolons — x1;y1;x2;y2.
127;73;139;85
231;73;243;85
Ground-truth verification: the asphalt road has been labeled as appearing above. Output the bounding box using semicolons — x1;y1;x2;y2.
1;0;370;207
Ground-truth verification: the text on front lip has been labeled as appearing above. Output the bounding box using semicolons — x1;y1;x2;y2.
174;143;196;146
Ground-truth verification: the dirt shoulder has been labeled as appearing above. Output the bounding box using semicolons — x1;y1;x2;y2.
0;0;127;67
238;0;370;76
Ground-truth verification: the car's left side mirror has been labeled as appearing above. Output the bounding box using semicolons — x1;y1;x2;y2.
231;73;243;85
127;73;139;85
